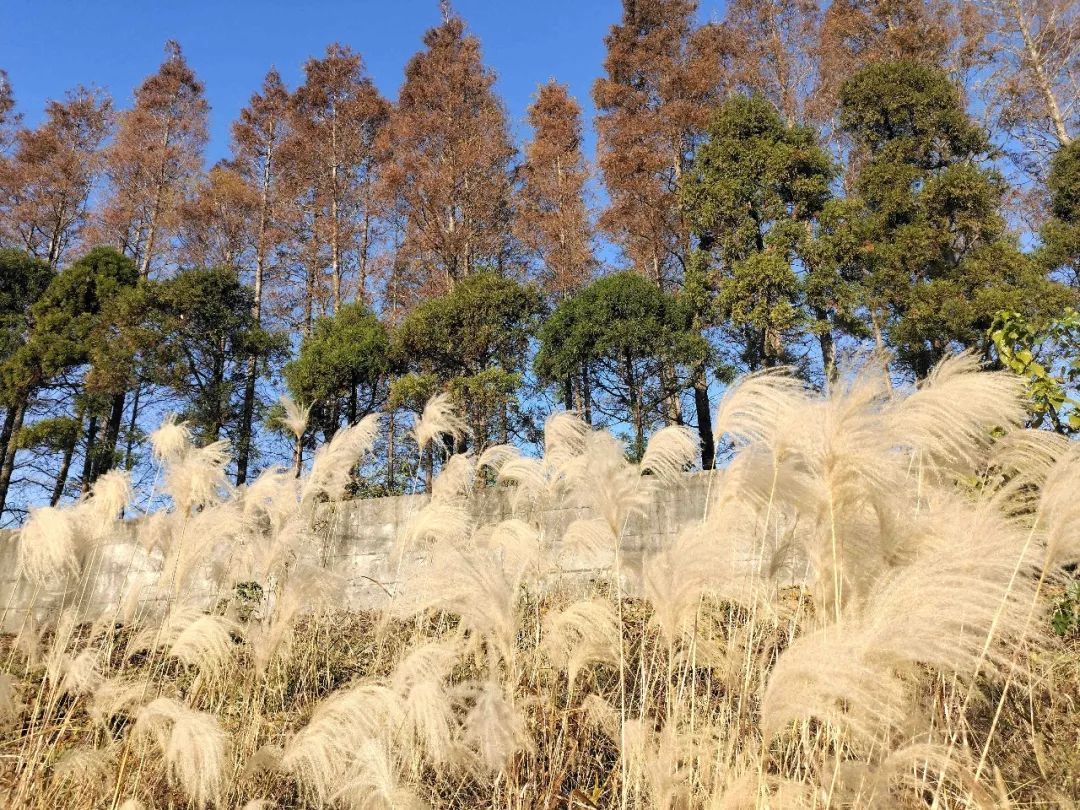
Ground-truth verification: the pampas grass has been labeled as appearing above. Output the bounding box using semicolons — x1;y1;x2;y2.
3;363;1080;809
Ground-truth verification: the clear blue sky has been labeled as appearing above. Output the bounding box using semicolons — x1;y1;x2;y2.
0;0;726;165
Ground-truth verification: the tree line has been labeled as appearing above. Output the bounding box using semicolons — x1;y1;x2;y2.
1;0;1078;521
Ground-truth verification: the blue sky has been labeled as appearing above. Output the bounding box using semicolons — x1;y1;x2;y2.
1;0;726;165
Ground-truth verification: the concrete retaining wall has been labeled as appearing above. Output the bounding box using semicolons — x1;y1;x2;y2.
0;474;718;631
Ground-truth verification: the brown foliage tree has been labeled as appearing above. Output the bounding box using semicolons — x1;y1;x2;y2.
0;86;113;266
593;0;738;288
725;0;822;125
176;161;257;270
97;41;208;278
812;0;987;123
289;44;389;311
515;81;595;298
977;0;1077;173
379;13;517;311
0;70;18;154
229;68;292;484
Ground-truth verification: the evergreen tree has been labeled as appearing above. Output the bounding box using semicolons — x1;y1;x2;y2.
1041;139;1080;288
682;94;836;375
138;266;283;449
393;272;542;452
832;60;1070;377
284;302;391;441
0;247;137;515
536;272;703;458
0;249;53;518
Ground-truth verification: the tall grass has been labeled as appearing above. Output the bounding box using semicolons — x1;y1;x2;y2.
1;353;1078;808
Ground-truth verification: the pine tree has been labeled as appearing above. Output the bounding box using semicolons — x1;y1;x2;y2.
682;94;836;375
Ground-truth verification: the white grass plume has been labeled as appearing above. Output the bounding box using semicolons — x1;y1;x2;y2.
130;605;238;686
249;565;344;677
1039;444;1080;569
79;469;131;534
460;680;529;773
761;505;1039;742
890;352;1026;471
391;639;461;766
394;544;520;662
165;438;232;512
241;465;300;533
58;648;103;697
302;413;381;503
89;677;150;729
543;410;589;472
279;394;311;440
713;368;807;449
332;738;429;810
476;443;519;474
477;518;542;582
411;392;468;451
281;683;405;804
542;599;619;687
132;697;229;809
50;744;115;792
431;452;475;503
399;500;471;555
18;505;79;585
568;431;651;535
639;424;698;484
150;413;192;464
496;454;549;510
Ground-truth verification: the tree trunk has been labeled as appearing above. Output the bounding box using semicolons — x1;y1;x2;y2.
236;355;259;485
81;413;99;495
50;408;83;506
0;395;27;519
563;376;574;411
387;411;396;492
123;386;141;471
1005;0;1072;145
814;306;837;389
236;153;272;486
581;364;592;425
94;391;126;481
692;361;714;470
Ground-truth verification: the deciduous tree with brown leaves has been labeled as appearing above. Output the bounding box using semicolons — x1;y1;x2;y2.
593;0;737;289
290;44;389;312
96;41;208;278
725;0;821;125
0;86;112;267
379;10;517;310
977;0;1077;175
229;68;292;484
515;81;595;299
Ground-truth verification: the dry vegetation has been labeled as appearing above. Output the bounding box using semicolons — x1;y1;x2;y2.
1;355;1079;809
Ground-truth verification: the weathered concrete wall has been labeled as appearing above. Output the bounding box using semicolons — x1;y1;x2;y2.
0;474;717;631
